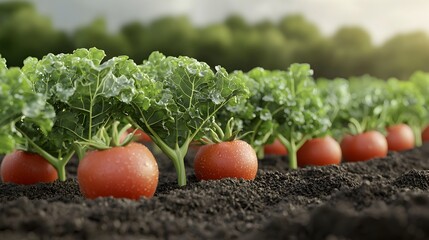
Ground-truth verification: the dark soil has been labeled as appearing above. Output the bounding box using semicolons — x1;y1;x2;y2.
2;143;429;240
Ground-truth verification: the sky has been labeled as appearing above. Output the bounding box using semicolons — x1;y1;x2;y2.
7;0;429;44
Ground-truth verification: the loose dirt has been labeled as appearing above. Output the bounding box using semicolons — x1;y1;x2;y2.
1;143;429;239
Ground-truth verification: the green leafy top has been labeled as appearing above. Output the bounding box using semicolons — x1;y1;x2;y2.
132;51;247;147
221;68;292;157
127;51;248;186
385;76;428;146
385;78;426;127
338;75;390;135
18;48;143;180
22;48;141;152
316;78;351;140
275;64;330;149
0;56;54;154
222;64;330;166
317;78;351;118
409;71;429;125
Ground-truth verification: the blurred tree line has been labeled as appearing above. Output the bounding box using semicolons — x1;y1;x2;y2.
1;2;429;79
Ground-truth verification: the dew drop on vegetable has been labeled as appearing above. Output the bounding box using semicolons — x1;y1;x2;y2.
186;65;197;75
210;92;224;104
120;93;133;103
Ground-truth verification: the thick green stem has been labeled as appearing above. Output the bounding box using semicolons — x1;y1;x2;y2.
57;163;67;181
74;144;86;161
57;149;76;181
163;144;189;187
277;134;308;170
411;125;423;147
250;119;263;147
131;115;190;186
175;147;187;187
288;140;298;169
129;95;233;186
256;147;264;159
277;134;296;169
149;132;190;187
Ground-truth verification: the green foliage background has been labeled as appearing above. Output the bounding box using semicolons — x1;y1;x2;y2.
1;2;429;79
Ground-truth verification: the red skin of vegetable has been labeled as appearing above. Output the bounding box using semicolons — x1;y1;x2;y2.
119;129;152;144
127;128;152;142
422;125;429;143
264;139;288;156
297;136;341;167
385;123;415;151
1;151;58;184
78;142;159;200
194;140;258;181
340;131;388;162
